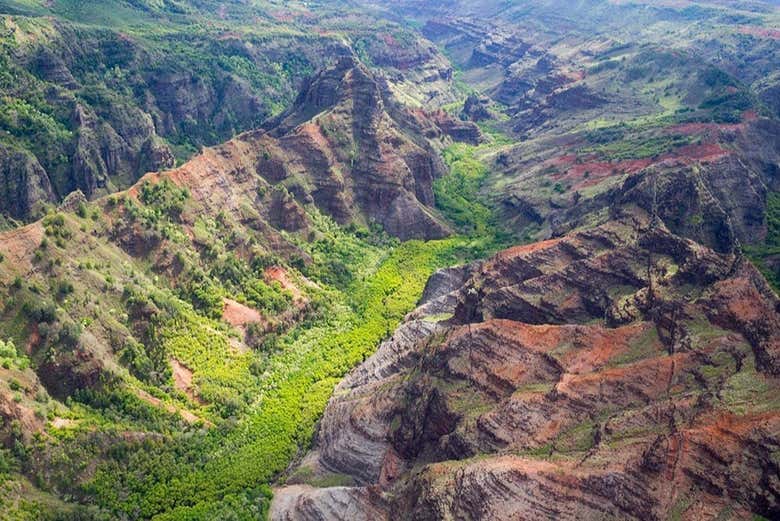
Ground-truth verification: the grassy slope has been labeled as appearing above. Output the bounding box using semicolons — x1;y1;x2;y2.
0;2;514;515
0;133;509;520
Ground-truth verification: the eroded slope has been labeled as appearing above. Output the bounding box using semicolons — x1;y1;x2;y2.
273;217;780;520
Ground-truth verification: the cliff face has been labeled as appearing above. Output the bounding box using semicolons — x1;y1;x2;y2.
0;7;464;224
272;217;780;521
495;118;780;255
0;51;479;456
0;19;276;220
394;1;780;259
255;56;477;239
0;146;56;220
120;57;478;243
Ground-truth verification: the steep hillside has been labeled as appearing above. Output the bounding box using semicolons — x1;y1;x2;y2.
0;0;461;224
0;56;487;519
268;1;780;520
362;0;780;284
272;217;780;521
0;0;778;520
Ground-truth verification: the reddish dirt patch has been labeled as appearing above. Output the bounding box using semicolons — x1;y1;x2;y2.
547;155;653;190
673;143;730;164
0;222;44;274
557;352;687;399
494;238;563;261
170;358;204;405
462;319;654;374
379;32;399;47
0;390;43;439
562;322;656;373
565;69;585;82
296;123;331;152
25;325;41;355
708;275;778;326
136;388;202;424
217;31;242;41
692;410;778;440
222;298;265;328
738;26;780;40
264;266;303;301
549;154;578;167
742;110;758;122
548;134;735;192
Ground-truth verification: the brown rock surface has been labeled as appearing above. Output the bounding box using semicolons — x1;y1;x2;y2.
272;218;780;520
126;57;468;242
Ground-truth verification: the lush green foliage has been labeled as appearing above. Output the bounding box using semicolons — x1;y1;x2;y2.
746;191;780;290
435;143;493;235
71;235;480;520
0;172;499;519
434;143;514;252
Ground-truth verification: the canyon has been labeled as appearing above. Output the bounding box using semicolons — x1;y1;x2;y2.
0;0;778;520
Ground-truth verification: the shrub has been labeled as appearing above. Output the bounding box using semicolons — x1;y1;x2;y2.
58;321;83;349
119;339;156;382
185;280;224;320
0;339;16;358
22;300;57;323
56;280;75;299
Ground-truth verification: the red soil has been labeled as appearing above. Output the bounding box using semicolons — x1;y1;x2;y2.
170;358;204;405
738;26;780;40
453;319;656;375
494;238;563;261
135;388;202;424
222;298;265;329
0;221;44;274
297;123;332;153
673;143;729;163
264;266;303;301
547;155;653;190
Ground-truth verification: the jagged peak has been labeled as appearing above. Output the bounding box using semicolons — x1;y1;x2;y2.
264;56;384;137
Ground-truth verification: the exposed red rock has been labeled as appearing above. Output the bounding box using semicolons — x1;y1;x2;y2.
272;219;780;520
125;57;476;241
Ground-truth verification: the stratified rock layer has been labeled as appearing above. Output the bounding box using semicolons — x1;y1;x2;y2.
272;217;780;521
125;58;478;242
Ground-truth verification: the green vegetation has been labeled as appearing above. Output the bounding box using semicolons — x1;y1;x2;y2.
0;0;438;222
580;132;696;161
436;143;492;235
0;164;499;519
555;420;597;453
746;191;780;290
63;235;481;520
434;143;512;249
1;1;776;519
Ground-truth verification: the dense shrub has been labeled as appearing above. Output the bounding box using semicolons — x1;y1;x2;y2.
22;300;57;323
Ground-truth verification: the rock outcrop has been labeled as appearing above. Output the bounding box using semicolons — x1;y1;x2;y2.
0;146;57;220
256;56;479;239
112;57;485;243
272;217;780;520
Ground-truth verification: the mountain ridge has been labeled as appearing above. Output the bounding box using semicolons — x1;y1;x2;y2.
0;0;778;519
